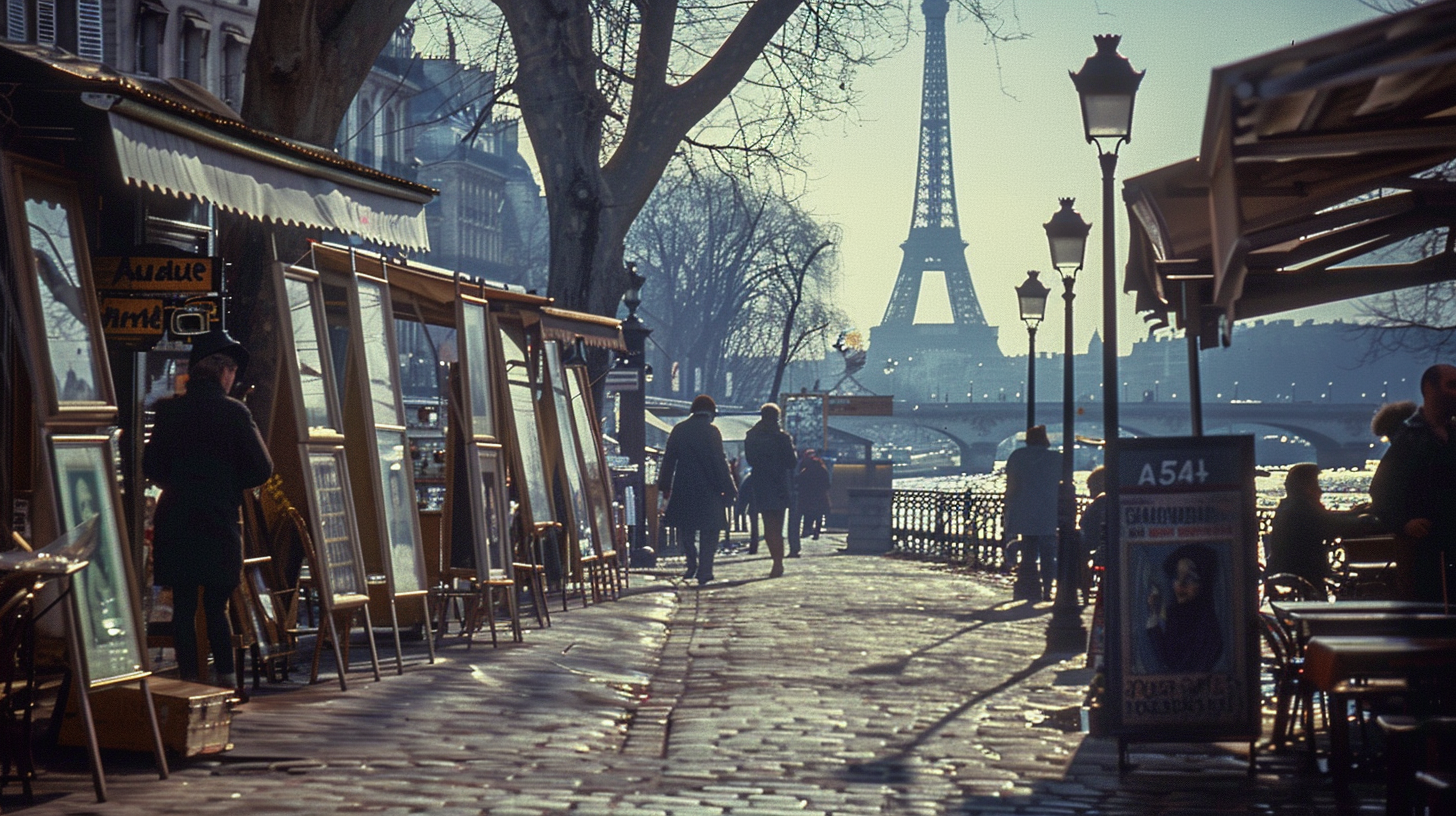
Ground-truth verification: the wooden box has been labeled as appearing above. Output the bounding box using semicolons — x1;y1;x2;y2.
60;677;234;757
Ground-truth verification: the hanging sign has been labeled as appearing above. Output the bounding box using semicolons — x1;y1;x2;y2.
98;297;165;339
92;256;216;293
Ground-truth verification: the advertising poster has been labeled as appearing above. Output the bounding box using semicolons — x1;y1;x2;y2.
1110;436;1260;742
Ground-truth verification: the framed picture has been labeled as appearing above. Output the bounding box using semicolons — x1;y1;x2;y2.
375;428;425;594
356;275;404;428
544;341;599;558
274;263;343;439
50;434;146;687
781;393;826;453
468;444;511;576
568;366;619;552
3;156;115;422
301;445;369;604
457;297;496;441
498;320;555;527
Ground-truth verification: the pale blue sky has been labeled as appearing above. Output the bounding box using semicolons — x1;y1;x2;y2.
795;0;1388;357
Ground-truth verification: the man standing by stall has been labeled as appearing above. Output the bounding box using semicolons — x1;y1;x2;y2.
658;395;736;586
1370;364;1456;603
143;329;273;687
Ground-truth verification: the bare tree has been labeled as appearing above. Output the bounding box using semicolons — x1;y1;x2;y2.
414;0;1018;321
628;164;843;404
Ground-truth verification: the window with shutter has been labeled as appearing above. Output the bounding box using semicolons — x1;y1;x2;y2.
75;0;100;59
35;0;54;45
5;0;26;42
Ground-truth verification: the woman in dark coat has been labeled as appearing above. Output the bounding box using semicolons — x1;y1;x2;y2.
658;395;736;585
143;330;272;686
743;402;798;578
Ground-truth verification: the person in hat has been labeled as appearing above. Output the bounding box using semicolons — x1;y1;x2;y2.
143;328;272;688
1002;425;1062;602
657;395;736;586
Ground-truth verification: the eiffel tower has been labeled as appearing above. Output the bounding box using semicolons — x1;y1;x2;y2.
870;0;1000;400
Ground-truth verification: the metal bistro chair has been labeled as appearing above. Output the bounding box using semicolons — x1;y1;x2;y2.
1257;609;1317;751
0;570;41;802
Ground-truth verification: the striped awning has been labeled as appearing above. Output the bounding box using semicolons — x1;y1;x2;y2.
109;108;431;252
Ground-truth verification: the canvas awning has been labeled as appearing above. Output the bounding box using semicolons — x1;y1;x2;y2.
539;307;625;351
109;106;432;252
1124;0;1456;345
0;41;434;253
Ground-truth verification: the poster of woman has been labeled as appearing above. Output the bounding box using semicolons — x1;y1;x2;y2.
1133;542;1232;675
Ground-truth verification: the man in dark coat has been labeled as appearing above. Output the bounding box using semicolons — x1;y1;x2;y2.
743;403;797;578
1003;425;1061;602
658;395;736;586
1369;364;1456;603
1265;463;1373;592
144;329;272;686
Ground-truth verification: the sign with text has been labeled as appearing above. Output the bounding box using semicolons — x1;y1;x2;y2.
1109;435;1259;743
826;395;893;416
98;297;165;340
92;256;216;293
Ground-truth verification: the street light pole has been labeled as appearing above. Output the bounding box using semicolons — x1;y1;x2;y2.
618;263;652;565
1069;34;1143;656
1043;198;1091;650
1016;270;1052;431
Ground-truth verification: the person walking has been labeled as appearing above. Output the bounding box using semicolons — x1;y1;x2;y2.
1369;364;1456;603
143;328;273;688
743;403;798;578
1003;425;1062;602
658;395;736;586
796;451;832;540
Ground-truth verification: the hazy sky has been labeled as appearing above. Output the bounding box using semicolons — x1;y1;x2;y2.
795;0;1388;358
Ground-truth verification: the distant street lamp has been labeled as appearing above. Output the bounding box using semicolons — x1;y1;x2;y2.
1016;270;1051;430
1067;33;1143;654
1044;198;1090;650
619;262;652;566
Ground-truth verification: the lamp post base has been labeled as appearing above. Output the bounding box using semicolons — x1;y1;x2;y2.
1045;603;1088;652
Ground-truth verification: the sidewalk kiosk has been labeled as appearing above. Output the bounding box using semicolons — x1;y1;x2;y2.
0;41;430;792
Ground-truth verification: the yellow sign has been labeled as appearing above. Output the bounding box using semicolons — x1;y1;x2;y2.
93;256;215;293
99;298;165;339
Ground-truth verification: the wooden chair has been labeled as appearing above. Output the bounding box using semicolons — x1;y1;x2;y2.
432;567;521;649
0;572;40;802
512;523;553;629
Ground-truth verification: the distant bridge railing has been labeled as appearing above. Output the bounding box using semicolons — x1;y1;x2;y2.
891;488;1278;571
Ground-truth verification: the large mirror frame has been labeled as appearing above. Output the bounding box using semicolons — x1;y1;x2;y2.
2;155;116;424
543;341;599;559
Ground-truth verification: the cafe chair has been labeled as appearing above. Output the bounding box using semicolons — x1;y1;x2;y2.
0;571;41;802
1263;572;1326;604
1378;714;1456;816
1258;610;1316;751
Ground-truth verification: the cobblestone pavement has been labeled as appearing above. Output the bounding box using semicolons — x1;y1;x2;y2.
6;534;1379;814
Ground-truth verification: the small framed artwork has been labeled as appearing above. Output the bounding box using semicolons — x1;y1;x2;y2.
469;444;511;576
3;156;116;423
301;445;369;604
50;434;147;687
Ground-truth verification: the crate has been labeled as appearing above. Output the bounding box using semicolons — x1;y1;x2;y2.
60;676;234;757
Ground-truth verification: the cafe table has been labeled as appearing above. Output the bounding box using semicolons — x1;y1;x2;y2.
1302;635;1456;792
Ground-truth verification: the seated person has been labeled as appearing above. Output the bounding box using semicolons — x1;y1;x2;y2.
1264;463;1374;590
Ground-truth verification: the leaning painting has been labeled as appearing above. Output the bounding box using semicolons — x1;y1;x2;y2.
51;435;146;686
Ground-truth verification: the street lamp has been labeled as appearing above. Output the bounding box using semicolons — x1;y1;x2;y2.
618;262;652;566
1044;198;1090;650
1016;269;1051;430
1068;33;1142;655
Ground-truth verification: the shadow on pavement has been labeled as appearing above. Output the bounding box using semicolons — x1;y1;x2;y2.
841;653;1062;784
848;601;1049;677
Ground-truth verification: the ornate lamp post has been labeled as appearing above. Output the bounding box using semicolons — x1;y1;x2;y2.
1068;34;1142;653
618;263;652;565
1016;270;1051;430
1043;198;1091;649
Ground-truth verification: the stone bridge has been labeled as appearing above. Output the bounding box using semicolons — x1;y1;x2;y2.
831;401;1381;473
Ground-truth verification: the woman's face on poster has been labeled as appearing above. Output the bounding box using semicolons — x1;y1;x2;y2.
1172;557;1203;604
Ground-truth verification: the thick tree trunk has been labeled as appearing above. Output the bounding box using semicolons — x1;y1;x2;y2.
243;0;415;147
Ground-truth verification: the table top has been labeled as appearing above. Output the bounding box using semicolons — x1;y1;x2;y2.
1287;613;1456;640
1269;600;1450;617
1303;635;1456;691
